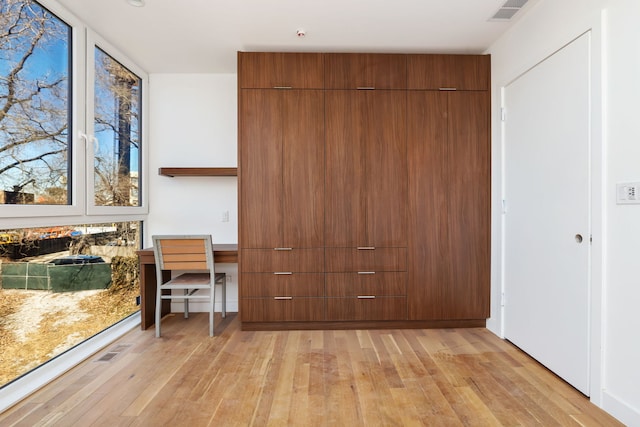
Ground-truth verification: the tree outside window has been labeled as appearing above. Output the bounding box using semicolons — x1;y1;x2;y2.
94;48;141;207
1;0;143;208
0;0;71;205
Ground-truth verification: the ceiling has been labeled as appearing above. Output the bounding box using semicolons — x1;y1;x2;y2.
55;0;540;74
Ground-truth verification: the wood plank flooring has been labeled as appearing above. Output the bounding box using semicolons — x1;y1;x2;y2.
0;313;623;426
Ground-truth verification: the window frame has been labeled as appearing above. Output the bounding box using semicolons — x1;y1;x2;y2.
85;30;149;216
0;0;86;219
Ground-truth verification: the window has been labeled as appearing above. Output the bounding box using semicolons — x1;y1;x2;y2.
0;0;148;218
0;221;142;386
86;32;147;215
0;0;72;206
93;47;142;208
0;0;148;402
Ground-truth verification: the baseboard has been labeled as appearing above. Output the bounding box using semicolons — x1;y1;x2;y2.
602;390;640;426
241;319;486;331
0;312;140;413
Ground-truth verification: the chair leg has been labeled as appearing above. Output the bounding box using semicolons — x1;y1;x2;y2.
222;281;227;318
184;289;189;318
209;284;215;337
155;286;162;338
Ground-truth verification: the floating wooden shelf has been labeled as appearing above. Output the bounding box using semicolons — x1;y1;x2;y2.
158;167;237;177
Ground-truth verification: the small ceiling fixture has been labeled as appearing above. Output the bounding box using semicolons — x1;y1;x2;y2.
126;0;145;7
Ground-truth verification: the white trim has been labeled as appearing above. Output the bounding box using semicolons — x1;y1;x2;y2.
0;312;140;413
587;12;605;406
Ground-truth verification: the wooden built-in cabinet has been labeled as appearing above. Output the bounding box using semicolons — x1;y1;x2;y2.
325;90;407;247
407;54;490;90
238;52;325;323
238;52;324;89
238;51;490;330
239;89;324;249
407;91;490;320
325;248;407;321
324;53;407;89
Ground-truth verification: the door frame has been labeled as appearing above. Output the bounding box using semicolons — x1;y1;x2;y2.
499;26;604;403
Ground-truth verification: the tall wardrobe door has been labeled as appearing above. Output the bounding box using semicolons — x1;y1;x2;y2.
239;90;283;248
407;91;449;320
282;90;325;248
367;90;407;247
325;91;368;247
447;91;490;318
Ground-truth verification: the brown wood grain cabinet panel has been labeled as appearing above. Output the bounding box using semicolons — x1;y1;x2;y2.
325;90;368;247
241;248;325;273
239;90;283;248
238;52;324;89
446;91;490;318
407;91;449;320
326;272;407;297
282;90;325;248
241;298;325;322
407;54;491;90
325;90;407;247
239;89;324;249
324;53;407;89
407;90;490;320
367;91;407;247
325;247;407;272
325;296;407;321
241;273;325;297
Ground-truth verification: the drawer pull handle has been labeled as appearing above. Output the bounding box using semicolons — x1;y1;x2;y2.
274;247;293;251
274;296;293;300
358;271;376;275
357;246;375;250
439;87;457;91
273;86;292;89
274;272;293;275
357;295;376;299
357;87;375;90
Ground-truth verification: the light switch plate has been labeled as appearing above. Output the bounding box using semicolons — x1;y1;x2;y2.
616;182;640;204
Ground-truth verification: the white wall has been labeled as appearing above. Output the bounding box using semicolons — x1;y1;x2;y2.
147;73;239;311
489;0;640;424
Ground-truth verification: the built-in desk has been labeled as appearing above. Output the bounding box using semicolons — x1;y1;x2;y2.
136;244;238;330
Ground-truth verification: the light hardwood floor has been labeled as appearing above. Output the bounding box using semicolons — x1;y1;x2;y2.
0;313;623;426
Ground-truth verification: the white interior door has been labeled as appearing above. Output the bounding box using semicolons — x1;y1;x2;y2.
503;32;591;395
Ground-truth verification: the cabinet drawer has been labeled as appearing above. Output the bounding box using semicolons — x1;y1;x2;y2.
241;248;324;272
241;297;325;322
325;247;406;272
326;272;406;297
241;273;324;297
238;52;324;89
324;53;407;89
407;54;490;91
325;296;407;321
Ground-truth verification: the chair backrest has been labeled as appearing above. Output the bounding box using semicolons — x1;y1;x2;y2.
152;235;214;272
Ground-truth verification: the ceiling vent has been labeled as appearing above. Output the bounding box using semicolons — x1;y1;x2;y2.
489;0;529;21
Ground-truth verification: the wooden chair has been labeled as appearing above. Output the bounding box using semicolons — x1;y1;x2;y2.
152;235;226;337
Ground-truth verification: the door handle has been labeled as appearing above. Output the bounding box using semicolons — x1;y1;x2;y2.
575;234;583;243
